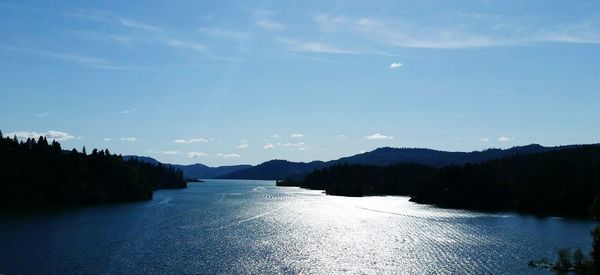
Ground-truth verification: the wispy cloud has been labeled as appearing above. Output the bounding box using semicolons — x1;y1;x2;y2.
263;143;275;149
8;130;74;141
355;17;502;49
479;137;490;142
188;151;209;158
236;144;249;149
283;142;305;147
164;38;206;52
257;19;284;31
121;137;137;142
119;18;163;33
498;136;515;143
121;108;137;114
314;14;347;32
103;138;111;141
162;150;181;155
197;27;250;40
337;134;349;138
270;134;280;138
173;138;208;144
73;30;134;47
389;62;403;69
37;112;49;117
313;13;600;49
216;153;241;158
278;38;356;54
366;133;394;140
2;47;154;71
291;133;304;138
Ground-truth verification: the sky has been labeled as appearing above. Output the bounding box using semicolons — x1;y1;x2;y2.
1;0;600;166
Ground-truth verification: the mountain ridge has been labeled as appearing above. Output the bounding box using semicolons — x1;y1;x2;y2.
218;144;584;180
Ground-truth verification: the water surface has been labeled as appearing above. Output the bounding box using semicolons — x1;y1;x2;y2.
0;180;597;274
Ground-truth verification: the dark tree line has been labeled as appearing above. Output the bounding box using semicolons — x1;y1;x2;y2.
282;145;600;218
0;131;186;211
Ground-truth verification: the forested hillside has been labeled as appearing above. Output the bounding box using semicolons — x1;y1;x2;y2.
0;131;186;211
283;145;600;218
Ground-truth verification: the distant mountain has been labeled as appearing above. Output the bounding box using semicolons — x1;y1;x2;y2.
218;144;572;180
217;160;328;180
170;163;252;179
123;155;251;179
333;144;555;167
123;155;161;166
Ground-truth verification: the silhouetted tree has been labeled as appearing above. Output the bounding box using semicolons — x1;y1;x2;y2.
0;130;186;211
289;145;600;218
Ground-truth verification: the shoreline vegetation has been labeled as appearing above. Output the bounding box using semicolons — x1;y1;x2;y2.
277;144;600;219
0;131;186;211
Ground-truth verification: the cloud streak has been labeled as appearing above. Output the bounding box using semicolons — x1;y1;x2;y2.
216;153;241;158
498;136;515;143
188;151;209;158
365;133;394;140
8;130;74;141
173;138;208;144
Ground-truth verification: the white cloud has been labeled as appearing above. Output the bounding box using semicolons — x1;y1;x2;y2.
173;138;208;144
197;27;250;40
121;108;137;114
103;138;111;141
338;134;349;138
216;153;240;158
164;38;206;52
366;133;394;140
188;151;209;158
270;134;280;138
479;137;490;142
5;47;151;71
314;14;347;32
498;136;515;143
121;137;137;142
8;130;74;141
257;19;284;31
236;144;249;149
162;150;181;155
119;18;163;33
283;142;305;147
355;17;501;49
263;143;275;149
291;133;304;138
37;112;49;117
278;38;356;54
389;62;403;69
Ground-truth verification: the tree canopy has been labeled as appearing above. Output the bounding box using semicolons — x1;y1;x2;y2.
0;133;186;211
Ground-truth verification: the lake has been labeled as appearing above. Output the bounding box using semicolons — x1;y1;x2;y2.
0;180;597;274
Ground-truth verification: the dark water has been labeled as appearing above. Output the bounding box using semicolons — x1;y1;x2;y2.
0;180;597;274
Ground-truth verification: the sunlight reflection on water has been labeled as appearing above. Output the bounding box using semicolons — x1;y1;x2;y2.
0;180;597;274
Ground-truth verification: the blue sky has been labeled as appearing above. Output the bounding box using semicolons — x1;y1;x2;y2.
1;0;600;166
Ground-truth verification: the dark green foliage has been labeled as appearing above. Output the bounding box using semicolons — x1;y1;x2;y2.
0;133;186;211
223;144;558;180
292;145;600;218
592;227;600;273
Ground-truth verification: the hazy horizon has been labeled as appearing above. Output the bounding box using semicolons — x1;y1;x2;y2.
2;1;600;166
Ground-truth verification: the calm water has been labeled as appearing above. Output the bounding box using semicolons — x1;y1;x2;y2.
0;180;597;274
